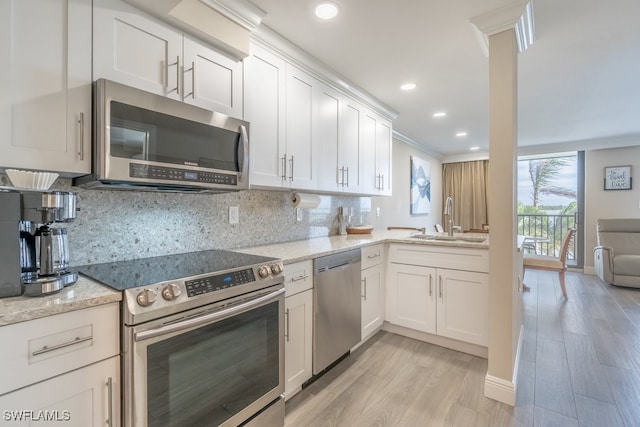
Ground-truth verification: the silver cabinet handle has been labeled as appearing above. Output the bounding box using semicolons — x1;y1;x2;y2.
168;56;180;94
290;275;308;282
381;174;385;191
345;167;349;187
367;253;380;259
284;308;290;342
339;167;344;186
289;156;294;182
106;377;114;426
31;335;92;356
439;276;443;299
362;277;367;300
429;274;433;297
281;154;287;181
77;112;85;160
190;61;195;99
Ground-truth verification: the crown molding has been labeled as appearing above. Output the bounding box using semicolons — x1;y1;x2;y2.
393;130;444;160
199;0;266;31
470;0;535;56
251;26;399;120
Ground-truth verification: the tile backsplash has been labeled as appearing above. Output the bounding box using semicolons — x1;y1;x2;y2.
1;176;371;266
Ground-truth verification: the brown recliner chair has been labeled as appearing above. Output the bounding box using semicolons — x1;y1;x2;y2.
594;218;640;288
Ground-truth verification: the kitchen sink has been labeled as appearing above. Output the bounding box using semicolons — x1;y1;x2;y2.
409;234;487;243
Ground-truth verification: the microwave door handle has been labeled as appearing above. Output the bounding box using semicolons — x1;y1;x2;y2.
239;124;249;180
135;288;284;342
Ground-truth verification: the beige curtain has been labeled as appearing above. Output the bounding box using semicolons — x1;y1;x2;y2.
442;160;489;232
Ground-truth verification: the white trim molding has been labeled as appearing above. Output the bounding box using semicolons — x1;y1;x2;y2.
199;0;266;31
393;131;443;160
470;0;536;56
484;374;516;406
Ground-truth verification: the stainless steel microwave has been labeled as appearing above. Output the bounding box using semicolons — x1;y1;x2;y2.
74;79;249;192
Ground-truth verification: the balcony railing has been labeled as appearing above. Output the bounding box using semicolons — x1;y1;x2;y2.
517;214;576;264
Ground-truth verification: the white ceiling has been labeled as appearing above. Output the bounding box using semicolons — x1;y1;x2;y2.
248;0;640;159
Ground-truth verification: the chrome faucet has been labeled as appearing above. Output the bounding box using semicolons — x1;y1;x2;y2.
444;196;454;236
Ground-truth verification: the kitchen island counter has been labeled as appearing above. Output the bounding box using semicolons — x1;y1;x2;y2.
237;230;488;264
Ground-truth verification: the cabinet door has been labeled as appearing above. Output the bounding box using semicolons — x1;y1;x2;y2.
376;118;393;195
284;289;313;400
315;83;341;191
93;0;182;100
339;98;363;193
436;269;488;346
0;0;91;174
361;263;384;340
360;111;378;194
0;357;120;427
285;65;316;189
245;44;287;187
183;35;243;117
386;263;436;334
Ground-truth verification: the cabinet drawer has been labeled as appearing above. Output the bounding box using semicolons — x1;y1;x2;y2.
388;244;489;273
0;303;120;395
361;244;384;269
284;260;313;297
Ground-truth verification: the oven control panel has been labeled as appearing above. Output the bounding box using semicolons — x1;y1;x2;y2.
185;268;257;297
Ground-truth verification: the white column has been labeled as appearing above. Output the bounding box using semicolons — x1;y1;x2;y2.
471;0;534;406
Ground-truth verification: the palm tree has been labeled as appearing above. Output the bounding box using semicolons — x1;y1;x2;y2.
528;158;573;208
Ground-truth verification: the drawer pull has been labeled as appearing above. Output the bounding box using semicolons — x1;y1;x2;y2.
367;253;380;259
290;275;308;282
31;335;92;356
106;377;114;427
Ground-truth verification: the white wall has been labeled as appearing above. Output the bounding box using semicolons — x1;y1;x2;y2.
584;145;640;270
371;138;442;232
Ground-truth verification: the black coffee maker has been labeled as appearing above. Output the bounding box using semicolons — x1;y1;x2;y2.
0;189;78;297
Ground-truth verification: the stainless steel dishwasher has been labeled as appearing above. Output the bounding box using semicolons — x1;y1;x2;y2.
313;248;362;374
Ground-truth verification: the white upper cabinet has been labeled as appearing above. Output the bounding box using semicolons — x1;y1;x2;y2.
94;0;242;117
0;0;91;175
316;83;341;191
245;41;392;195
285;65;317;189
245;44;287;187
376;118;393;195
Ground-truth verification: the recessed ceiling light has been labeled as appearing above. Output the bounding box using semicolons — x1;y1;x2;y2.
456;131;468;137
315;2;339;20
433;112;447;118
400;83;416;91
470;146;480;151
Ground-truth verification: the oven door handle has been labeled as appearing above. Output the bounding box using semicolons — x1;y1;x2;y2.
135;288;285;342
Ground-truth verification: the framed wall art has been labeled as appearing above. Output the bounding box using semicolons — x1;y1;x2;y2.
410;156;431;215
604;166;632;190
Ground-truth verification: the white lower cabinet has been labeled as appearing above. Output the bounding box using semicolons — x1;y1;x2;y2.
0;357;120;427
283;260;313;400
387;263;488;346
386;244;489;347
361;244;385;341
0;303;120;426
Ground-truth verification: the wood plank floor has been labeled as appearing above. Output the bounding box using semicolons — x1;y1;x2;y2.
284;270;640;426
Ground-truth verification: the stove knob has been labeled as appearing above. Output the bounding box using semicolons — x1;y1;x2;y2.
162;283;182;301
270;264;282;275
136;289;157;307
258;265;271;278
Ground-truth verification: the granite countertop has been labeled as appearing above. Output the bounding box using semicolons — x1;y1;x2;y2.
0;229;489;327
0;276;121;327
237;229;489;264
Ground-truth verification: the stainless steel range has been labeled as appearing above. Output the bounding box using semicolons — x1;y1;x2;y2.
79;249;285;427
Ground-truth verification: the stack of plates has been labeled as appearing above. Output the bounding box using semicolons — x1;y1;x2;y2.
5;169;59;190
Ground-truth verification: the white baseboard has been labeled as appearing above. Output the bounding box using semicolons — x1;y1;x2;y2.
484;374;516;406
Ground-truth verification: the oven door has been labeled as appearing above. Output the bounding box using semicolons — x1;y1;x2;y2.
124;287;285;427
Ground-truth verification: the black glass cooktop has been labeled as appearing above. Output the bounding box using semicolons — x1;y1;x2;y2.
78;249;277;291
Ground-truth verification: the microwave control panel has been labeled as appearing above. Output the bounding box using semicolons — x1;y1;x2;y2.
130;163;237;185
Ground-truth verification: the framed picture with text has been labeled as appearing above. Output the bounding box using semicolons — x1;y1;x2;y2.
604;166;632;190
